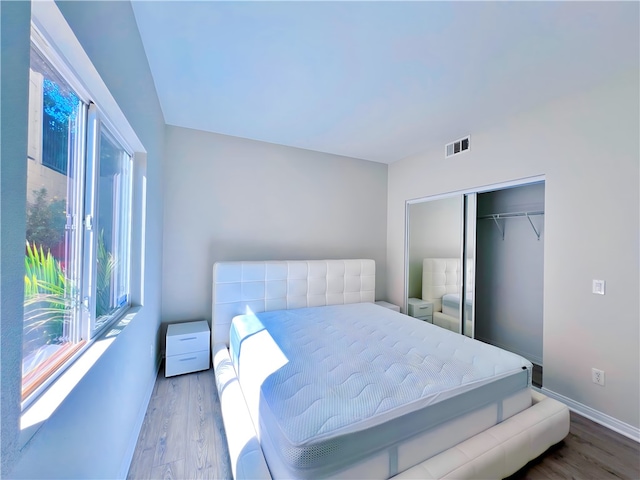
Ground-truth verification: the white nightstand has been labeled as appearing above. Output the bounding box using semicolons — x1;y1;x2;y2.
375;301;400;312
165;320;210;377
408;298;433;323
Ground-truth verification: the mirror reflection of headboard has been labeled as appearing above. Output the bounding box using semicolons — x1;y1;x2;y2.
421;258;461;313
422;257;474;335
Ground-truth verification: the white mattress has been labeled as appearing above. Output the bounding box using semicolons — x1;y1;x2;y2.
230;303;532;479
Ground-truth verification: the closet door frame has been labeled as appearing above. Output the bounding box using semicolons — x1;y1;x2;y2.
403;174;546;332
462;193;477;338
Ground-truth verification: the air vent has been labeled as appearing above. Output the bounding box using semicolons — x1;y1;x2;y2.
445;135;470;158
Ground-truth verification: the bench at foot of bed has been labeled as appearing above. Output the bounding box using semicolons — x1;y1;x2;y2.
392;389;569;479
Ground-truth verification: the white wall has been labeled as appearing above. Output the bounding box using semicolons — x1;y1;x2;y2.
1;2;32;475
2;1;166;478
475;183;545;365
407;197;462;299
162;126;388;331
387;69;640;429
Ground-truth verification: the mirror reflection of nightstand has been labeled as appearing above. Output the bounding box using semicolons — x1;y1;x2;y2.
408;298;433;323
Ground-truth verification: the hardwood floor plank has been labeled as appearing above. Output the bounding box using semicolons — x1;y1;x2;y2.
127;447;155;480
153;374;190;467
572;413;639;461
153;370;172;399
148;377;177;465
186;373;215;474
209;373;233;479
149;459;185;480
190;369;215;415
134;392;166;453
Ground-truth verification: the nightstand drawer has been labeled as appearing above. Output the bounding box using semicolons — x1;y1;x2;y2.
408;298;433;317
165;350;210;377
166;320;209;356
416;314;433;324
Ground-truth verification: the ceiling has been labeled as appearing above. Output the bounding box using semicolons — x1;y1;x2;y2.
131;1;638;164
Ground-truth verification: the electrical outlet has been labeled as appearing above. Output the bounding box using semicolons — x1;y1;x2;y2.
592;368;605;386
149;343;154;359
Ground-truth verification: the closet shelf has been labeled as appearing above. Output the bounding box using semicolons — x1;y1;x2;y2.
478;210;544;240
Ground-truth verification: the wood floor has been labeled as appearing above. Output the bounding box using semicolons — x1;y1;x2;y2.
127;367;232;480
507;410;640;480
128;366;639;480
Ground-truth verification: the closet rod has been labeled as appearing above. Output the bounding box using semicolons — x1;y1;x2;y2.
477;210;544;220
478;210;544;240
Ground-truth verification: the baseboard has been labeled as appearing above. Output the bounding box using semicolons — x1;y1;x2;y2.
541;387;640;443
118;356;162;479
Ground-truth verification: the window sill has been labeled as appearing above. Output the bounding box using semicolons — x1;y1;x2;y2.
22;342;86;400
19;306;141;449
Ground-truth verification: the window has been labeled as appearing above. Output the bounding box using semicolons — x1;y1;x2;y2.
97;130;132;322
23;33;134;403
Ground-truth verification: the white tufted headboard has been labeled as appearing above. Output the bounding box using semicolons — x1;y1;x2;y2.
212;259;376;346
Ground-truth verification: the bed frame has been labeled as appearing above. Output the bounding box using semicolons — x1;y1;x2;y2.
211;259;569;479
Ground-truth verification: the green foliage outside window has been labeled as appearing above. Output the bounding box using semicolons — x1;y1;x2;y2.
24;187;68;354
96;230;116;318
26;187;66;254
23;241;69;353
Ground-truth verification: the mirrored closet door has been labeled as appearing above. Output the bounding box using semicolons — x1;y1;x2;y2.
405;180;545;386
406;194;475;337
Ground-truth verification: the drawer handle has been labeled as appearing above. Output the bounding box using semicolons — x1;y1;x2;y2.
179;336;197;341
418;306;429;309
179;357;197;362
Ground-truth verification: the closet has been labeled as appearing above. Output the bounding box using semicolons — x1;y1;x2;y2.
475;183;545;367
405;180;545;384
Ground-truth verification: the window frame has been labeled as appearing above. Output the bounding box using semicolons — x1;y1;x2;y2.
84;103;135;337
21;9;146;411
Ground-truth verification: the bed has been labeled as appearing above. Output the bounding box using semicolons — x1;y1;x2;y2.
422;258;473;335
212;259;569;479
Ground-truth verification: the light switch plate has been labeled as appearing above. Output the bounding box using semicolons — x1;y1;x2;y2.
592;279;605;295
